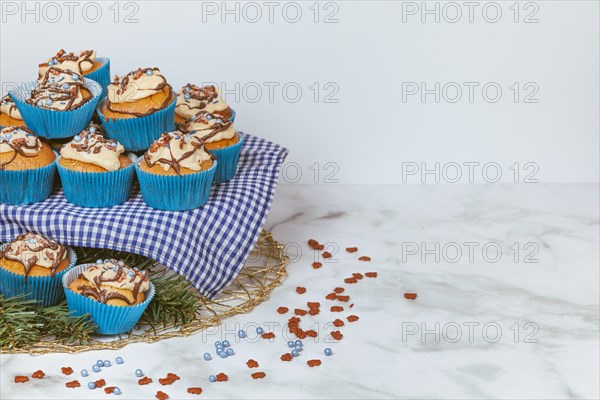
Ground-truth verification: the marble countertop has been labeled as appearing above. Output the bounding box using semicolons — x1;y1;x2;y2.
1;184;599;399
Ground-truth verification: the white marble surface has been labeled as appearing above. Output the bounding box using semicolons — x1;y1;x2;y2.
1;184;599;399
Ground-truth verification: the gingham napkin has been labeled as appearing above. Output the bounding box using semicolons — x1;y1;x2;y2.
0;133;288;298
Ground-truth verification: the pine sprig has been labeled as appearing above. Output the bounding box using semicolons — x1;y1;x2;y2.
0;295;95;350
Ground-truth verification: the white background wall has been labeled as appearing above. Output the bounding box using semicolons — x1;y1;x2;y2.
1;1;598;184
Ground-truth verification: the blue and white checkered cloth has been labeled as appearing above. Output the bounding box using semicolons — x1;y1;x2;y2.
0;133;288;298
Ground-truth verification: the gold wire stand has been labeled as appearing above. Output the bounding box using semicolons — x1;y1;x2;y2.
6;230;288;355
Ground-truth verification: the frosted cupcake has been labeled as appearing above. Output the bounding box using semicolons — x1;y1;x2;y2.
0;232;77;306
57;124;134;207
179;111;244;183
39;49;110;93
97;68;176;151
9;67;102;139
0;126;57;204
174;84;234;124
0;95;25;128
63;259;154;334
135;131;216;210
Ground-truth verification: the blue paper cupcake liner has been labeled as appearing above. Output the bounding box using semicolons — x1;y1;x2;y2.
97;97;176;151
9;79;103;139
62;263;155;335
56;156;135;208
0;160;57;205
209;134;245;184
84;57;110;96
0;245;77;307
134;160;216;211
230;108;236;122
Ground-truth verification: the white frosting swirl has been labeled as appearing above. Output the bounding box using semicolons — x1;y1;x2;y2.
2;232;66;270
60;125;125;171
82;260;150;292
175;84;229;120
145;131;211;173
0;95;22;120
0;127;41;155
38;49;97;78
180;111;236;143
107;68;168;104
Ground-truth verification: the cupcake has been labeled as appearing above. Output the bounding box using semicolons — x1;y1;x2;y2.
38;49;110;93
0;95;25;128
179;111;244;183
97;67;176;151
63;259;155;334
174;84;234;124
9;67;102;139
0;232;76;306
57;124;134;207
135;131;216;210
0;126;57;204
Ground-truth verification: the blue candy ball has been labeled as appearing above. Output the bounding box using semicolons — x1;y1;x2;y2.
226;348;234;356
215;341;222;347
291;350;299;357
37;100;43;107
45;99;53;105
115;357;124;364
324;348;333;356
96;259;103;264
256;327;264;335
209;375;216;382
88;382;96;389
62;83;70;90
222;340;230;348
71;74;79;80
96;360;103;366
287;341;295;348
184;94;190;101
203;352;212;361
219;352;228;358
238;330;246;338
73;135;81;142
4;133;12;140
113;387;122;395
81;369;88;377
295;345;303;352
103;360;111;367
92;365;101;373
146;70;153;76
135;369;143;377
294;340;302;347
89;126;97;134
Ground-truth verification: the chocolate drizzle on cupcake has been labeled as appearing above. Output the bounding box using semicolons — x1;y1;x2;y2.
0;95;22;120
0;232;66;278
144;131;213;176
105;68;173;117
39;49;97;75
76;260;149;305
60;124;125;171
175;84;231;120
28;67;89;111
179;111;234;143
0;127;42;169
